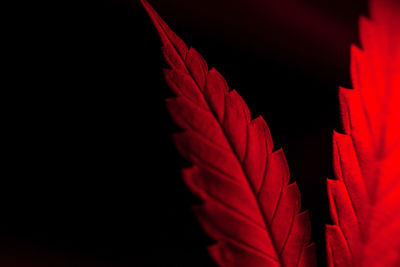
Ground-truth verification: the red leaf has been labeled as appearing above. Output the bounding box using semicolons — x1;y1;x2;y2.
326;0;400;266
141;1;316;266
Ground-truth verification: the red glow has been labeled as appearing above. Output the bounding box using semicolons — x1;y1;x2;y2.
326;0;400;265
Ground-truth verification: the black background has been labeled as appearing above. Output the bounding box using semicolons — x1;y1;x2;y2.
3;0;367;266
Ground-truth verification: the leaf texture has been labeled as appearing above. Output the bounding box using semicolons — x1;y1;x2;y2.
326;0;400;266
140;1;316;266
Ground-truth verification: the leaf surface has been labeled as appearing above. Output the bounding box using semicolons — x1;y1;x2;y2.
141;1;316;266
326;0;400;266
